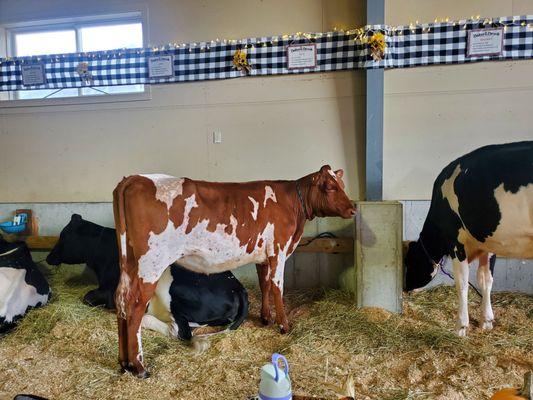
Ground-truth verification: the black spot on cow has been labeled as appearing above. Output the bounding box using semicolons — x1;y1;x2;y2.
167;264;249;340
46;214;119;309
405;141;533;291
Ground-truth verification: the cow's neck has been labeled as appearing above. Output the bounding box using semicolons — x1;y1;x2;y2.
418;224;448;266
294;177;314;222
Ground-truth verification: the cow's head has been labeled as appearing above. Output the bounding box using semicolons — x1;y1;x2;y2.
404;240;436;292
46;214;87;266
307;165;356;219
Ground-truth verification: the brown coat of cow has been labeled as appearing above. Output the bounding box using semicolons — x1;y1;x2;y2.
113;165;356;377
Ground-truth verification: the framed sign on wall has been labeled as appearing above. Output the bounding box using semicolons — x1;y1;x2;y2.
286;43;317;69
467;28;504;57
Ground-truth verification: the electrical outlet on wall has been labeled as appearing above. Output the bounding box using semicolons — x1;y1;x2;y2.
213;130;222;144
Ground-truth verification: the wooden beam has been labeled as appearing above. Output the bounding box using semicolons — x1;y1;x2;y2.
22;235;353;254
296;237;353;253
25;236;58;250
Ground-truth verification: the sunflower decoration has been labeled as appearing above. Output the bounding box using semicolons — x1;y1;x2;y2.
368;32;387;61
233;49;252;74
76;61;93;84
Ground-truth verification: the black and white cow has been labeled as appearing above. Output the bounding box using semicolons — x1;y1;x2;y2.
47;215;249;340
142;263;249;341
0;237;50;333
405;141;533;336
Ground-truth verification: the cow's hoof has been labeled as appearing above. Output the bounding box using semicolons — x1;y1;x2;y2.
120;362;150;379
481;320;494;330
456;326;468;337
279;325;288;334
261;317;272;326
136;369;150;379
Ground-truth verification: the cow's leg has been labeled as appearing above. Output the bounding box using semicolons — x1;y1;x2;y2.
174;315;193;341
228;290;249;330
256;263;272;325
141;314;170;336
452;258;470;337
477;253;495;330
125;280;157;378
116;271;132;370
269;257;289;334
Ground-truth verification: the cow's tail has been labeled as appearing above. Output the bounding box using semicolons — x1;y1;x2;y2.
113;177;131;319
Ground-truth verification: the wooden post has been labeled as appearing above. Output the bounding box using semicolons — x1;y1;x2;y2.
354;201;403;313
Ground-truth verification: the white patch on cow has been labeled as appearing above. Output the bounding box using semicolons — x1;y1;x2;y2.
441;164;463;218
0;267;49;324
249;196;259;220
0;248;18;257
136;325;143;363
116;272;131;318
271;237;292;294
328;169;337;180
140;174;184;210
120;232;127;258
138;193;277;283
264;186;277;207
138;195;198;283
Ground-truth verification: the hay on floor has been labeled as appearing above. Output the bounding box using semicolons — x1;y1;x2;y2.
0;262;531;400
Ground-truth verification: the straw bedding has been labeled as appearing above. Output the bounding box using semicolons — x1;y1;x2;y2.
0;262;531;400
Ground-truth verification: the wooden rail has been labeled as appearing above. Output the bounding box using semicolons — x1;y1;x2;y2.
24;235;353;254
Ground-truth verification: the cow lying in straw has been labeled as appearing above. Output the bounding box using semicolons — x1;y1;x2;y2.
46;215;249;341
0;237;50;333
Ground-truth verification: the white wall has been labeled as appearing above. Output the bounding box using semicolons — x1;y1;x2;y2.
384;0;533;200
0;0;364;290
383;0;533;293
0;0;366;202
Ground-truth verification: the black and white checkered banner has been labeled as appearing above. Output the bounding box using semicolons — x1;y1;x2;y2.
0;15;531;92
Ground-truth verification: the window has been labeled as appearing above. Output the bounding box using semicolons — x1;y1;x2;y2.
6;14;144;101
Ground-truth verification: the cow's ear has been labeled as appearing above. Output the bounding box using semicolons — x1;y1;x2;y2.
335;169;344;179
71;214;82;222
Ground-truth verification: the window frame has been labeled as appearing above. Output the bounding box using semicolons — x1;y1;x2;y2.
1;11;151;108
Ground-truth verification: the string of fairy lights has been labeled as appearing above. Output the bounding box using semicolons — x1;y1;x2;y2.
0;15;531;65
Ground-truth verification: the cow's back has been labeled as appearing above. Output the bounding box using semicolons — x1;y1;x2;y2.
118;175;300;278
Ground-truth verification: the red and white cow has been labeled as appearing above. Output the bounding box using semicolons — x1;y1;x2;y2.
113;165;355;377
